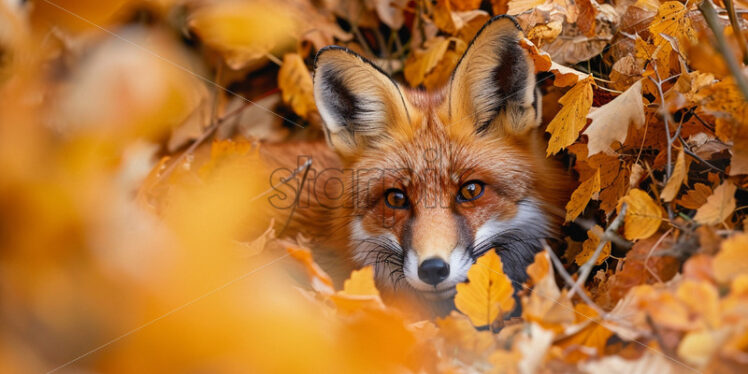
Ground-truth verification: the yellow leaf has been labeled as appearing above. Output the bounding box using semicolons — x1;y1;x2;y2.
584;80;645;156
189;2;295;70
404;37;451;87
278;53;317;118
455;251;516;326
331;266;384;313
422;39;466;90
677;330;720;368
693;180;737;225
565;168;601;222
713;233;748;283
546;76;594;156
660;150;690;202
576;225;611;266
648;1;696;61
675;279;720;329
339;266;380;297
618;189;663;240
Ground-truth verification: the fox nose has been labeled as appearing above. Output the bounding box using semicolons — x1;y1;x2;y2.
418;258;450;285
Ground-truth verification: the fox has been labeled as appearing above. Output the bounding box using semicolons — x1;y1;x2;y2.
259;15;573;315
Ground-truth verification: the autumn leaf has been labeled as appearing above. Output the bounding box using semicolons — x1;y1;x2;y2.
618;189;663;240
287;244;335;295
331;266;384;313
189;2;295;70
550;62;591;87
522;252;575;333
648;1;696;61
676;183;712;210
565;168;601;222
519;38;552;73
278;53;317;118
693;180;737;225
713;233;748;284
576;225;611;266
546;76;594;156
404;37;452;87
660;150;690;202
455;250;516;327
553;304;613;363
584;80;645;156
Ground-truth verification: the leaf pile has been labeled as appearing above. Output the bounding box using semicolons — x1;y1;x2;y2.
1;0;748;373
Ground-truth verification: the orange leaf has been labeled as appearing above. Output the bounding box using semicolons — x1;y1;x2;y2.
546;76;594;156
565;168;601;222
455;251;516;327
331;266;384;313
522;252;575;333
287;244;334;295
713;233;748;284
553;304;613;363
676;183;712;210
618;189;663;240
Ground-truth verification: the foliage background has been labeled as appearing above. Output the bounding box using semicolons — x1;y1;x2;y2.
1;0;747;373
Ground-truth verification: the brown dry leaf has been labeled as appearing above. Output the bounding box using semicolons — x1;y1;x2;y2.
584;80;645;156
368;0;407;29
609;55;642;91
522;252;575;333
546;76;594;156
676;183;712;210
189;2;295;70
660;150;690;202
565;168;601;222
278;53;317;118
287;244;335;295
693;180;737;225
526;20;563;44
713;233;748;284
576;0;598;37
550;62;590;87
455;250;517;327
576;225;611;266
404;36;452;87
520;38;552;73
618;189;663;240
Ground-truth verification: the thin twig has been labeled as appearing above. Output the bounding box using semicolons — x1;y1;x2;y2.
542;240;609;319
723;0;748;64
699;0;748;100
569;204;629;299
677;135;725;172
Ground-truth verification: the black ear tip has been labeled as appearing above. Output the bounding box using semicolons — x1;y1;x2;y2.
314;45;351;71
484;14;522;32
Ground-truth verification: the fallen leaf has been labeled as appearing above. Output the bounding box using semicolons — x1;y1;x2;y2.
522;252;575;333
576;225;611;266
648;1;696;62
404;36;452;87
553;304;613;363
278;53;317;118
676;183;712;210
660;150;690;202
713;233;748;284
331;266;384;313
287;244;335;295
618;189;663;240
455;250;516;327
584;80;645;156
693;180;737;225
565;168;601;222
546;76;595;156
189;2;295;70
520;38;552;73
550;61;590;87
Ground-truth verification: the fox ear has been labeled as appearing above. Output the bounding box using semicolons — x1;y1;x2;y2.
313;47;412;156
446;15;540;137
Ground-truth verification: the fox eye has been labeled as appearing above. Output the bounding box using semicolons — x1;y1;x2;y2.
457;181;485;202
384;188;409;209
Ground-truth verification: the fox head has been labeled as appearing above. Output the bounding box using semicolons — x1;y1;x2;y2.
313;16;569;306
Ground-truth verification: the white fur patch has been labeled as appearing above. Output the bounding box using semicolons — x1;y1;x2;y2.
474;198;550;252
